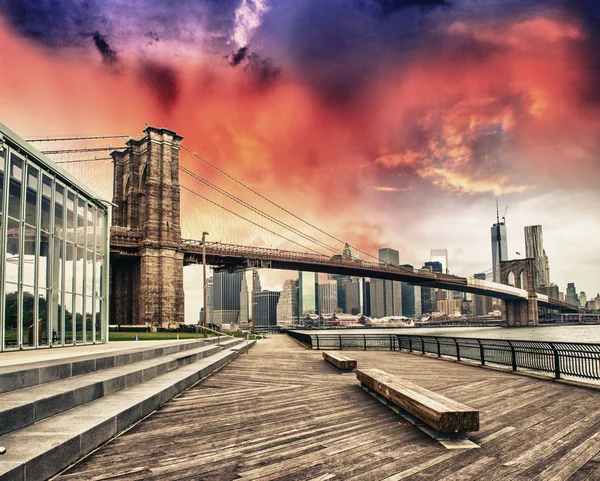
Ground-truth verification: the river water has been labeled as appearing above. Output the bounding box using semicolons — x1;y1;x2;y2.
300;325;600;343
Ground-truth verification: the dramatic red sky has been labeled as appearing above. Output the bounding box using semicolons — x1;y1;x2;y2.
1;0;599;319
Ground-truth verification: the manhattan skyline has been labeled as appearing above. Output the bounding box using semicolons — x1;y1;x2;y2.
0;1;599;322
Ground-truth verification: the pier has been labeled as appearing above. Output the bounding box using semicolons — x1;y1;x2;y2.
59;335;600;480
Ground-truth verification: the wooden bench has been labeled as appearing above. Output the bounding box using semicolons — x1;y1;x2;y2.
356;368;479;434
323;351;357;371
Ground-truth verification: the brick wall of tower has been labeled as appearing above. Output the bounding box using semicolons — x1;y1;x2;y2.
110;127;184;327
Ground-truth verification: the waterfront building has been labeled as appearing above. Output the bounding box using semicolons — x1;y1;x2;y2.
344;280;362;315
437;299;462;316
276;279;298;327
524;225;550;287
239;272;250;330
318;280;338;314
379;247;400;266
491;220;508;283
251;270;261;321
580;292;587;308
420;261;442;314
565;282;579;305
0;122;110;350
253;290;280;327
369;248;402;318
473;273;494;316
299;271;318;316
212;270;243;326
362;279;371;317
430;249;449;274
399;265;421;318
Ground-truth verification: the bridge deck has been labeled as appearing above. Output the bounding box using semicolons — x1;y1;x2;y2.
60;335;600;480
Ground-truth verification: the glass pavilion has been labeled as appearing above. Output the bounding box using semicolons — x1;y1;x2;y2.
0;122;110;351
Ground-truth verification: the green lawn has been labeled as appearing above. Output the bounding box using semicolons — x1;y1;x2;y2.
108;331;215;342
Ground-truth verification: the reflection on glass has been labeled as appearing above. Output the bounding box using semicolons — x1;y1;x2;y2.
87;205;94;247
39;290;49;346
86;296;93;342
95;253;102;298
4;283;18;349
0;151;4;215
66;191;75;243
8;154;22;219
23;228;36;288
64;292;73;343
86;249;94;295
41;175;52;232
5;218;20;284
75;295;83;343
95;298;102;343
77;198;85;246
39;240;48;290
55;184;64;238
76;246;84;295
25;164;38;226
22;286;35;347
96;209;103;254
65;243;74;293
51;240;63;346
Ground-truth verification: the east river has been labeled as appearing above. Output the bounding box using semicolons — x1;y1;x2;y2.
301;325;600;343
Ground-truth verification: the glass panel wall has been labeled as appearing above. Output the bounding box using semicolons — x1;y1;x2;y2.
0;125;109;350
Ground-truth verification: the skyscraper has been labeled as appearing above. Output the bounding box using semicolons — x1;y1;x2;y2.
251;270;262;321
430;249;449;274
239;272;250;330
276;279;299;327
363;279;371;317
473;272;494;317
491;219;508;283
369;248;402;318
318;280;338;314
212;270;244;326
400;265;421;318
421;262;442;314
344;280;362;315
253;291;280;327
565;283;579;305
524;225;550;287
299;271;319;317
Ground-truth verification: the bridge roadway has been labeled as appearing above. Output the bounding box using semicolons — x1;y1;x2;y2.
59;334;600;480
180;240;578;312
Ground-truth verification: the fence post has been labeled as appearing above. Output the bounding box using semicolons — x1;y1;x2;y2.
478;339;486;366
508;341;517;371
454;338;461;361
315;335;319;350
364;335;367;350
436;338;441;358
409;337;412;352
420;336;425;354
339;335;343;350
390;335;393;351
549;342;561;379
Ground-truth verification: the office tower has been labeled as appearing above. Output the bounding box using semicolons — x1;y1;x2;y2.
370;278;386;318
344;280;362;315
437;299;462;316
239;272;250;330
342;242;352;259
565;283;579;305
430;249;449;274
491;219;508;283
251;270;262;321
253;291;280;327
276;279;299;327
212;271;244;326
400;264;421;318
580;292;587;308
420;262;442;314
318;280;338;314
424;261;443;273
206;277;213;325
524;225;550;287
473;273;494;317
329;273;352;310
379;248;400;266
299;271;319;317
363;279;371;317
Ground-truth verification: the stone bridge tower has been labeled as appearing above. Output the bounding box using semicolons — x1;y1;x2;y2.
499;258;539;327
110;127;184;327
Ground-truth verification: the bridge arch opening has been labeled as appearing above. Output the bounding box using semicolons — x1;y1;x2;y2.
507;271;516;286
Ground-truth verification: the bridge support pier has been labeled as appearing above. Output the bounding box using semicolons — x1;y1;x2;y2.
502;298;539;327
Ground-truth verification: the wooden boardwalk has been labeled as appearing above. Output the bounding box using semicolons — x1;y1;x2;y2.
59;335;600;480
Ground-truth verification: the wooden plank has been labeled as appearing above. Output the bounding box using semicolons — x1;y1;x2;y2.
356;368;479;432
323;351;357;370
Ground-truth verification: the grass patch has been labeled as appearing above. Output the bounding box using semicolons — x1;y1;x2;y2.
108;331;215;342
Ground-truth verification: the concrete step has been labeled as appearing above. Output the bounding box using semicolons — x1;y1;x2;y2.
0;338;225;394
0;338;242;437
0;340;256;481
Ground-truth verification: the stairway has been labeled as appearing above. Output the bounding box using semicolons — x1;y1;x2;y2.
0;337;255;480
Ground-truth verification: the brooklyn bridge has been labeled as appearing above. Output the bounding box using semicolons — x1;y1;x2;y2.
103;126;577;328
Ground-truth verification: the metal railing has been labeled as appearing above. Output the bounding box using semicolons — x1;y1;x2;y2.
287;332;600;381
